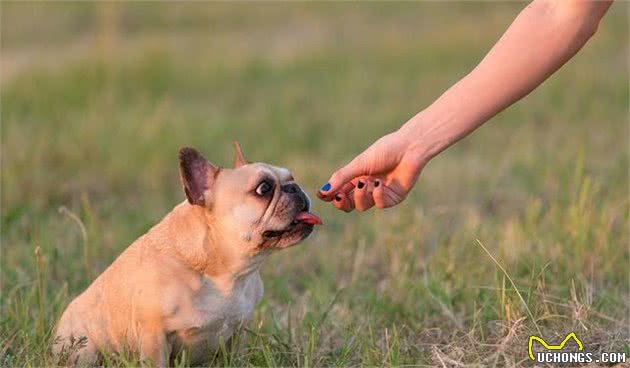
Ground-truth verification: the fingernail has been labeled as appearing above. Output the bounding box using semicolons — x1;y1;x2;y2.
320;182;331;192
374;180;380;187
334;194;342;202
357;181;365;189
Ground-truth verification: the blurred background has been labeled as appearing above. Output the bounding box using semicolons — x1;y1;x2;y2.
1;2;628;366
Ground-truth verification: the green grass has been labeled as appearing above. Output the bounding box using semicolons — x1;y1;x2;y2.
1;2;628;367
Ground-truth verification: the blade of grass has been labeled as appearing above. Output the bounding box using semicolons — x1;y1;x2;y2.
475;239;542;336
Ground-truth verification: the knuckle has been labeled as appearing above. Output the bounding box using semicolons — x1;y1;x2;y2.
328;173;340;186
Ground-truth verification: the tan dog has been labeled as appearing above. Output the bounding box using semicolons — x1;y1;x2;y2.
53;143;322;366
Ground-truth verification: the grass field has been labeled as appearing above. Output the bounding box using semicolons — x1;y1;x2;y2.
1;2;628;367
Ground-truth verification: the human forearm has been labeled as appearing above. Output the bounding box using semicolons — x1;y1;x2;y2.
319;0;612;212
403;0;612;163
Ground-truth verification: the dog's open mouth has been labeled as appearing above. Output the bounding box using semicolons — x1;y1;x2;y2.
263;211;322;238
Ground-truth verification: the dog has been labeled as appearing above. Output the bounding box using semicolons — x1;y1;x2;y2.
53;143;322;366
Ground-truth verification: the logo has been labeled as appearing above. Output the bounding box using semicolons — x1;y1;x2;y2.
528;332;583;361
528;332;626;364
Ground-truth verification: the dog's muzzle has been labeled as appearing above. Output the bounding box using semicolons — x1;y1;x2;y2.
282;184;321;224
262;184;322;239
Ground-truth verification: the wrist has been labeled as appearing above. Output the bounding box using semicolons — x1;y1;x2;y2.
398;110;447;166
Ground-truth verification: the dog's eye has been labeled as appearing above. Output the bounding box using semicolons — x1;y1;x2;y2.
255;181;273;196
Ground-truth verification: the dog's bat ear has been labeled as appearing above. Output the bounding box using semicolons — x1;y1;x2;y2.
233;141;249;168
179;147;217;206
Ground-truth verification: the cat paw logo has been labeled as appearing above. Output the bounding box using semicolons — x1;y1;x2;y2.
528;332;583;361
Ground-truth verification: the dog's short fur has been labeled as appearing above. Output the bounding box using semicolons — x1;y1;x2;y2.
53;143;321;366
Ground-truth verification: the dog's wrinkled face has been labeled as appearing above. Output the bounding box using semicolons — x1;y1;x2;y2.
213;163;320;249
179;144;321;253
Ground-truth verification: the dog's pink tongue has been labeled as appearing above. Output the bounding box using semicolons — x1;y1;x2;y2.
295;211;323;225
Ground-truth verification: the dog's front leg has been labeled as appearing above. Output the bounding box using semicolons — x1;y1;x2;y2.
138;327;169;367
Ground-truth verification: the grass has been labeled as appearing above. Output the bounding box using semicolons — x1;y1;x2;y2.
1;2;628;367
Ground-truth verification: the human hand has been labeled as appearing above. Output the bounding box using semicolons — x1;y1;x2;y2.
318;0;614;213
317;127;427;212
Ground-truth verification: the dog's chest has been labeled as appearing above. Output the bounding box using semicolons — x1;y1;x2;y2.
166;272;263;353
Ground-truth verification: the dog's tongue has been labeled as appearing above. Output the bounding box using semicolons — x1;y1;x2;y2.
295;211;323;225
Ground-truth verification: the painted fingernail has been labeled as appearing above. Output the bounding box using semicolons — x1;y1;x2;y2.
320;182;331;192
374;180;380;187
357;181;365;189
334;194;342;202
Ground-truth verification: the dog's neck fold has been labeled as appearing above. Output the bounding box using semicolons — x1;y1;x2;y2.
152;201;263;293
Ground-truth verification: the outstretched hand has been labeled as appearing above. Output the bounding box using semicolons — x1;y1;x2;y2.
317;129;426;212
318;0;613;214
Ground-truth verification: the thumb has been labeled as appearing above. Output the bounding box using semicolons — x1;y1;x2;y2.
320;158;366;196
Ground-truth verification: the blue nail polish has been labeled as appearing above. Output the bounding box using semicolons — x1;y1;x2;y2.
320;182;331;192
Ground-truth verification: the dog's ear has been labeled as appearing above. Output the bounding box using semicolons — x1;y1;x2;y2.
179;147;218;206
233;141;249;168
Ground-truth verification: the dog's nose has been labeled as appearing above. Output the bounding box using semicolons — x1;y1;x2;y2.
281;183;300;194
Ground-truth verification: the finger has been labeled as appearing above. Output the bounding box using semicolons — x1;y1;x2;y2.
319;157;366;199
373;179;405;209
339;182;356;195
372;178;391;209
353;178;375;212
317;182;355;202
333;191;355;212
317;190;333;201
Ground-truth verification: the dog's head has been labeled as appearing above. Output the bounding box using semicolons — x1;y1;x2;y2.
178;143;321;253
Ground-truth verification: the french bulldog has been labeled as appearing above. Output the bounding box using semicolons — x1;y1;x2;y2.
53;143;322;366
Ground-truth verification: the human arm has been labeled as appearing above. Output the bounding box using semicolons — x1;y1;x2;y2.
318;0;613;211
